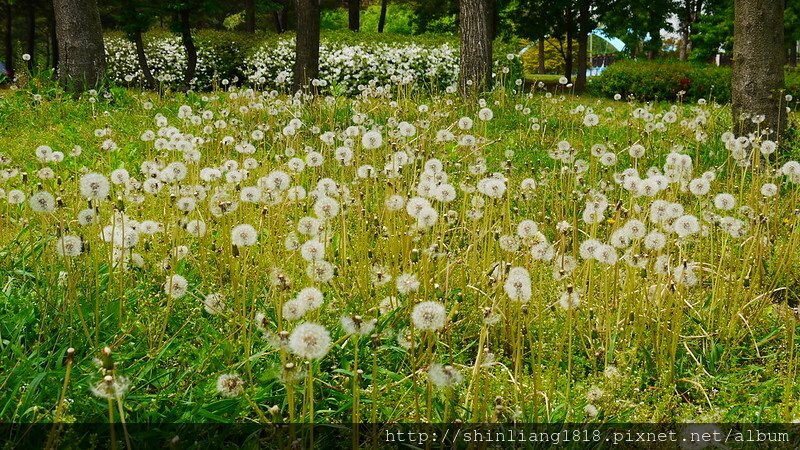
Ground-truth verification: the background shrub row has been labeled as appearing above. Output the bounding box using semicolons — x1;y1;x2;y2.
104;30;522;93
588;59;800;102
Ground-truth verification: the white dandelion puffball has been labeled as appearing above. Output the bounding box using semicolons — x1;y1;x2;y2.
288;322;331;360
296;286;324;311
558;290;581;310
300;239;325;262
79;172;111;200
29;191;56;212
203;293;225;315
428;363;464;388
282;298;307;321
628;144;645;159
713;193;736;211
674;214;701;238
231;224;258;247
760;183;777;197
164;274;189;299
396;273;420;295
216;374;245;397
361;130;383;149
411;301;446;331
55;235;83;257
504;267;532;303
341;315;377;336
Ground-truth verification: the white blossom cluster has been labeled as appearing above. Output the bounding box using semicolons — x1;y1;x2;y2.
104;36;237;90
242;38;459;94
103;35;524;94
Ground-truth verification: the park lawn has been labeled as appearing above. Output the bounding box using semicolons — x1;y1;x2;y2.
0;82;799;426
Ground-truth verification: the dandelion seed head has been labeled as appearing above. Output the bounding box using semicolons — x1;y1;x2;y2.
216;374;245;397
288;322;331;359
428;363;464;388
504;267;532;302
411;301;446;331
231;224;258;247
164;274;189;299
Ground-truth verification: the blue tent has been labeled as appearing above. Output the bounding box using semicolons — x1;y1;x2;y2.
0;61;6;75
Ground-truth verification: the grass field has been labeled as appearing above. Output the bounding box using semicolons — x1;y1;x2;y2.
1;78;799;428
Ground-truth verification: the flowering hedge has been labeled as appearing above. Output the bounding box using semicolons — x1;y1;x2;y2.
103;31;522;93
242;38;459;94
104;31;254;90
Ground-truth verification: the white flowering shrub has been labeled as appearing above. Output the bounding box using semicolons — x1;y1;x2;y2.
103;32;522;94
104;33;247;90
243;38;459;94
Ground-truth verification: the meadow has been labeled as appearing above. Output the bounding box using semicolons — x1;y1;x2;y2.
1;66;799;432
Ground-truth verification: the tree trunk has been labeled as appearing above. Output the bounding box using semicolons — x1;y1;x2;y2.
537;38;545;74
26;0;35;71
487;0;497;41
348;0;359;31
377;0;388;33
575;33;588;90
458;0;492;96
245;0;256;33
790;41;797;67
4;1;13;81
678;25;688;60
133;29;156;89
178;9;197;90
678;0;691;61
732;0;786;140
647;23;661;60
564;15;574;82
678;0;702;61
294;0;320;91
53;0;106;91
274;1;288;33
575;0;590;92
48;3;58;74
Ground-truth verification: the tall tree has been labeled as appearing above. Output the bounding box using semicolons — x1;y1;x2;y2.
348;0;359;31
678;0;704;60
117;0;157;88
25;0;34;70
176;7;196;89
459;0;492;96
732;0;786;139
47;3;58;73
603;0;675;59
786;1;799;66
273;0;289;33
574;0;592;91
53;0;106;91
3;1;13;80
563;6;574;81
377;0;388;32
512;0;577;81
293;0;320;91
245;0;256;33
687;0;732;62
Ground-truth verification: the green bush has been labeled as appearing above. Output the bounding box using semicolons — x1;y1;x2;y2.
588;60;732;102
589;60;800;103
787;68;800;99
